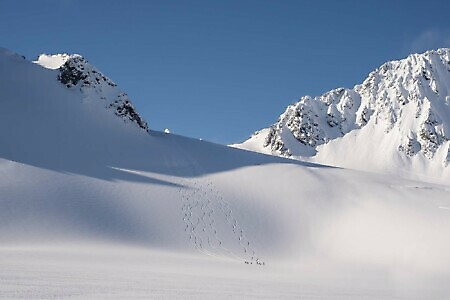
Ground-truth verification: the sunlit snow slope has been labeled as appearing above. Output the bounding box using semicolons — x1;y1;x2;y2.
1;48;450;299
237;49;450;183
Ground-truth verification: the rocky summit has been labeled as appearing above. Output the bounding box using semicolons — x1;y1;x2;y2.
37;53;149;132
237;49;450;181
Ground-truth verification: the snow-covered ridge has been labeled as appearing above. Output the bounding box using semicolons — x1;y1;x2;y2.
238;49;450;180
35;53;149;132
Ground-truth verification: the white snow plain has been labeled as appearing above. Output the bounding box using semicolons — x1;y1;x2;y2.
0;48;450;299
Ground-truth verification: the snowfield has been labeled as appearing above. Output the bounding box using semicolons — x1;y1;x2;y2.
1;48;450;299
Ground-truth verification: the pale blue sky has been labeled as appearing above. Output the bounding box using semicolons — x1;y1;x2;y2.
2;0;450;144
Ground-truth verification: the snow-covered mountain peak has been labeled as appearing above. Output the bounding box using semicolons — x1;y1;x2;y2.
237;48;450;181
35;53;72;69
34;52;149;132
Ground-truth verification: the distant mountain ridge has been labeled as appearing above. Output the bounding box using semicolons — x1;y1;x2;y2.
236;49;450;180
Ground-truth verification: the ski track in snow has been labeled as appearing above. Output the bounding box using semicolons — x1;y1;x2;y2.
167;137;264;266
178;176;263;265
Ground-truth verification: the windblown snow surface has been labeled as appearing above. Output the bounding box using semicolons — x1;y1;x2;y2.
1;48;450;299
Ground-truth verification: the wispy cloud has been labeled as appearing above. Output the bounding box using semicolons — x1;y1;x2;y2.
408;29;450;54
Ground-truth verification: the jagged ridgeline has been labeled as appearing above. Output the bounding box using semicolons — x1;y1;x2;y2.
257;49;450;166
56;54;149;132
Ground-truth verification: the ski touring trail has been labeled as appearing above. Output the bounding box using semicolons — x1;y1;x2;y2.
164;135;265;266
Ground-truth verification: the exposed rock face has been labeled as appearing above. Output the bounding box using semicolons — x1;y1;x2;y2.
109;93;148;131
264;88;361;155
53;54;148;132
256;49;450;167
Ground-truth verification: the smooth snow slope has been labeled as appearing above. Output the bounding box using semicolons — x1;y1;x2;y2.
1;48;450;299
